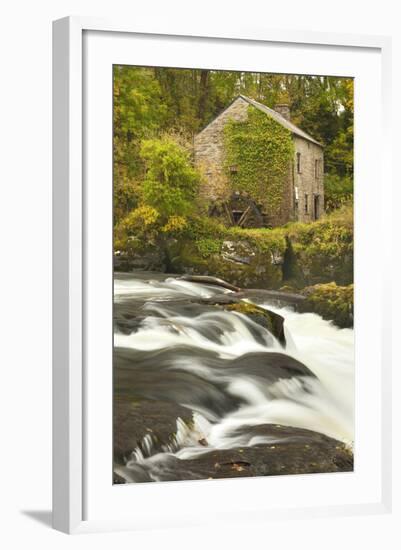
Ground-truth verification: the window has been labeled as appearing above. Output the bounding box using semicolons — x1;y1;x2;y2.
296;152;301;173
314;194;320;220
315;159;320;179
304;194;309;213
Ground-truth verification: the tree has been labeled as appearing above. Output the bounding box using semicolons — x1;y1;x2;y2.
113;65;167;178
324;174;353;212
113;66;354;225
140;136;200;220
113;65;168;224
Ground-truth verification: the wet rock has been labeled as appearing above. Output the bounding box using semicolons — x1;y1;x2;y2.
176;426;353;479
236;288;306;309
114;399;194;464
199;286;306;311
114;347;315;425
114;246;167;272
200;294;241;306
114;347;244;419
114;289;286;345
167;239;284;289
298;282;354;328
221;240;255;265
121;425;353;482
222;301;286;345
178;274;241;292
224;352;315;381
180;285;287;344
114;314;146;335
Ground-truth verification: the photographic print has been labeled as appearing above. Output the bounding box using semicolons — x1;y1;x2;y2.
113;66;354;484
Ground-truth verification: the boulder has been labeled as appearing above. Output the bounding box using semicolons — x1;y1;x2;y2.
221;240;255;265
114;346;244;419
222;301;286;345
298;282;354;328
118;424;353;482
166;239;284;289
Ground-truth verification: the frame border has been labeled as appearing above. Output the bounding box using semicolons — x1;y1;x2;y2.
52;16;392;534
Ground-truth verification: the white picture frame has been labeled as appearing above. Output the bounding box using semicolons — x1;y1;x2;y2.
52;16;392;534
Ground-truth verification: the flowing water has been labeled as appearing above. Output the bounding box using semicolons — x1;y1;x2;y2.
113;272;354;482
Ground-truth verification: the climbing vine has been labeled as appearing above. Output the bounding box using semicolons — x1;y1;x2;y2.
223;107;294;219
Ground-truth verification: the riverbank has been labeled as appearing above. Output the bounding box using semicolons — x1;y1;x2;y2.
115;205;353;286
115;206;353;327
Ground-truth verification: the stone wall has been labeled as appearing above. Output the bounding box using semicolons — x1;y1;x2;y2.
293;136;324;222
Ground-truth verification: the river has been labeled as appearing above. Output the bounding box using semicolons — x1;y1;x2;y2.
113;271;354;483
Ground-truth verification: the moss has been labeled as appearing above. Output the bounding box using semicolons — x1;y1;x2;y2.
226;226;287;255
299;282;354;328
166;239;283;289
195;238;222;258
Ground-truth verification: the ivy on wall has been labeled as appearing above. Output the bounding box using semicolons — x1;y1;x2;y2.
223;107;294;217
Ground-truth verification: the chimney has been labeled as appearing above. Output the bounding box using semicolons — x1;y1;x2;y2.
274;103;291;121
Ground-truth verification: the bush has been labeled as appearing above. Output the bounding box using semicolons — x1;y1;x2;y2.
114;205;160;252
161;215;188;234
140;136;200;220
284;205;354;286
119;205;159;232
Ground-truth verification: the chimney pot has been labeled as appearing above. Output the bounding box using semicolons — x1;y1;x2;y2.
275;103;291;121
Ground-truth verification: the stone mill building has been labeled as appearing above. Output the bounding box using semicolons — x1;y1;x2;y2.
194;95;324;228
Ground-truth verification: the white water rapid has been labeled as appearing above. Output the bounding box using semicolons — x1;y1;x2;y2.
113;272;354;483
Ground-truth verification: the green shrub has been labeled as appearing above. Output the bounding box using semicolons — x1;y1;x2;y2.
284;205;354;286
140;136;200;220
227;226;287;255
120;205;160;230
114;205;160;253
161;215;188;234
184;215;227;240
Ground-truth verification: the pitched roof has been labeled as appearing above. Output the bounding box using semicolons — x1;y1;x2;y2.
238;95;323;146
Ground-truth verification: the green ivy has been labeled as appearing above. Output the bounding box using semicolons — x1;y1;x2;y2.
223;107;294;217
